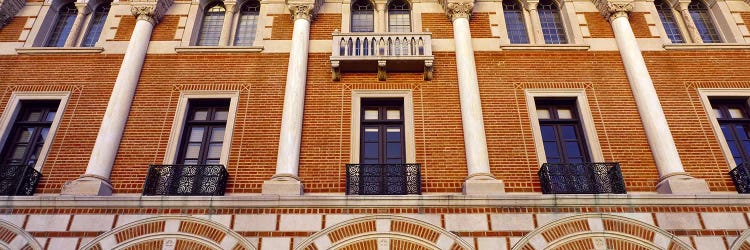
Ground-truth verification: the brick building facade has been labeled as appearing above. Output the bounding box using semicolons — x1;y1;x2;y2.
1;0;750;248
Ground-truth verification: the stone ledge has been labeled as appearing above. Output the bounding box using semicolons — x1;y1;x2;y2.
663;43;750;50
174;46;264;53
500;44;591;50
15;47;105;54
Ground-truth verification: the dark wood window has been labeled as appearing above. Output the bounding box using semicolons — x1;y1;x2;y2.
711;99;750;165
536;99;589;164
361;99;405;164
0;101;60;167
177;100;229;165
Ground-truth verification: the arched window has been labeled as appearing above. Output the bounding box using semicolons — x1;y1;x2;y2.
503;0;528;44
46;3;77;47
81;2;110;47
688;0;720;43
537;0;567;44
197;2;225;46
234;0;260;46
654;0;684;43
387;0;410;32
351;0;374;32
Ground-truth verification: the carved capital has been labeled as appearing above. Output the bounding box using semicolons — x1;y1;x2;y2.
0;0;25;28
288;4;315;21
594;0;633;21
130;0;174;25
75;3;91;15
443;2;473;21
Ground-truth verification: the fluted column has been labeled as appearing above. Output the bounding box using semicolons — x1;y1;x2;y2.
262;3;316;195
218;1;236;46
444;1;505;195
61;1;172;195
63;3;90;47
525;0;545;44
595;0;709;194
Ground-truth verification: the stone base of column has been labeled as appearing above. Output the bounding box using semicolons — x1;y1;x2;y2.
261;174;304;195
60;175;113;196
462;174;505;195
655;173;711;194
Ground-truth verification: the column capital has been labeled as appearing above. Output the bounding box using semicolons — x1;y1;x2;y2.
74;3;91;15
0;0;25;28
129;0;174;25
524;0;539;11
224;0;237;13
442;1;474;21
594;0;633;21
288;3;315;21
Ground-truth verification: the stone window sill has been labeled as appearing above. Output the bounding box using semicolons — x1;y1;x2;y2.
663;43;750;50
500;44;590;50
15;47;104;54
174;46;264;53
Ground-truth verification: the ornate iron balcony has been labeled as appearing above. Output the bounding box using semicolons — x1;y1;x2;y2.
142;164;228;196
538;162;626;194
0;164;41;196
331;32;434;81
729;162;750;193
346;163;421;195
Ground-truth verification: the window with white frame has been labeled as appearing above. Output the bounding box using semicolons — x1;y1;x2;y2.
498;0;582;45
537;0;567;44
41;0;111;47
698;89;750;168
503;0;530;44
387;0;411;32
0;92;70;171
346;0;413;33
351;0;375;32
192;0;262;46
350;90;416;164
653;0;736;44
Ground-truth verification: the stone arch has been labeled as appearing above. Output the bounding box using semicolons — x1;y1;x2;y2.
0;219;42;250
511;213;694;250
80;215;256;250
730;229;750;250
294;215;474;250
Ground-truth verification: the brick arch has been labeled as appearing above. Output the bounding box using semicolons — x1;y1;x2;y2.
294;215;474;250
511;214;694;250
0;219;43;250
730;229;750;250
79;216;256;250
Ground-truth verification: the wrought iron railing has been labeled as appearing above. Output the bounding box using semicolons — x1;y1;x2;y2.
729;162;750;193
0;164;41;196
538;162;626;194
142;164;228;196
330;32;434;81
346;163;421;195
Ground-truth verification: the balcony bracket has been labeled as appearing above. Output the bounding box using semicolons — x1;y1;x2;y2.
377;60;387;81
424;59;433;81
331;60;341;81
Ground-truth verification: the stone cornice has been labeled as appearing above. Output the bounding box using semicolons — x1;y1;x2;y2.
0;0;24;28
440;0;474;21
593;0;633;21
129;0;174;25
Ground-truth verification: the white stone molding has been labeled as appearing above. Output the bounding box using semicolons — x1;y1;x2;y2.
80;216;257;250
697;88;750;169
500;44;590;50
294;215;474;250
0;92;71;172
174;45;264;53
511;214;694;250
524;88;606;166
349;90;417;164
162;91;240;167
663;43;750;49
730;229;750;250
0;219;43;250
0;0;25;28
15;47;104;54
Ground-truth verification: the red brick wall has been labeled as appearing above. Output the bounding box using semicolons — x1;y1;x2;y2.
311;14;341;40
585;12;653;38
0;54;122;194
629;12;655;38
0;17;26;42
269;14;294;40
113;15;180;42
421;12;495;39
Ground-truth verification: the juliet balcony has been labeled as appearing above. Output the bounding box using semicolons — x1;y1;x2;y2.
0;164;41;196
331;32;434;81
729;162;750;193
142;164;229;196
538;162;627;194
346;163;422;195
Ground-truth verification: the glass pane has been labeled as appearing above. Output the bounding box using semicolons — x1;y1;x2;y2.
234;1;260;46
561;126;577;140
544;141;559;157
17;128;33;143
386;127;401;141
213;110;229;121
565;141;582;157
26;111;42;122
713;108;723;118
736;125;748;139
183;159;199;165
503;0;529;44
655;0;684;43
538;0;567;44
207;143;222;158
540;126;555;141
197;4;226;46
557;109;573;119
46;4;78;47
387;110;401;120
537;109;551;119
386;142;402;158
40;128;49;141
210;127;225;142
364;127;379;142
185;143;201;158
81;3;110;47
193;110;208;120
205;159;220;165
351;8;374;32
364;109;378;120
189;127;205;142
688;0;721;43
729;108;745;119
45;111;57;122
388;12;411;32
362;159;379;164
364;142;379;158
11;146;26;159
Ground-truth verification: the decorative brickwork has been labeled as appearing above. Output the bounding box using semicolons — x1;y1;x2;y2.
0;16;24;42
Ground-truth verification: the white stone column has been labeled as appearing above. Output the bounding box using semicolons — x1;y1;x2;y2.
525;1;545;44
376;3;386;32
674;0;703;43
596;0;709;194
61;4;168;195
63;3;90;47
218;1;236;46
445;2;504;195
261;4;315;195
